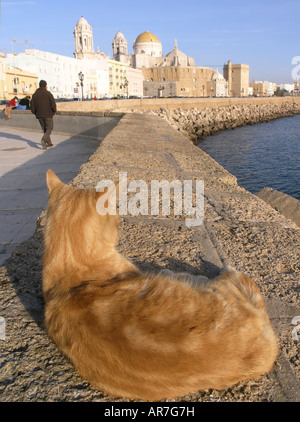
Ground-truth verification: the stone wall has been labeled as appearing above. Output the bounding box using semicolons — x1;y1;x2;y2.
1;110;123;140
56;95;300;113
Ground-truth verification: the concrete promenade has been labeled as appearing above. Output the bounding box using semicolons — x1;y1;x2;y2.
0;113;299;402
0;126;101;265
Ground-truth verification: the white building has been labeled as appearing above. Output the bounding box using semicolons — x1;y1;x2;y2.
212;71;228;97
6;49;109;99
263;81;277;96
278;83;294;93
4;17;144;99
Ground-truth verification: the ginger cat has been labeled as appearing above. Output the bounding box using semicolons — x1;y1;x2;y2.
42;169;278;401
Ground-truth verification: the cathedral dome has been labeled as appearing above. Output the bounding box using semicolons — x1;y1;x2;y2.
133;31;162;57
212;71;225;81
135;31;160;44
166;40;187;59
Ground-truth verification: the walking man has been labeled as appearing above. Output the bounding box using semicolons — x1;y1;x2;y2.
31;80;57;149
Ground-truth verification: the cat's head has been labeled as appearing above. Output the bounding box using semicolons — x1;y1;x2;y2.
45;170;121;261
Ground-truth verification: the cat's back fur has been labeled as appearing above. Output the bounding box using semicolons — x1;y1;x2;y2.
42;170;278;401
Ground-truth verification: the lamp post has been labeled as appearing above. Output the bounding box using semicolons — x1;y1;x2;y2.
158;85;164;98
11;40;17;94
120;77;129;98
78;71;84;100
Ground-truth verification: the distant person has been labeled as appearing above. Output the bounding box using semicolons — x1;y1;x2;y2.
18;95;31;110
3;96;18;119
31;80;57;149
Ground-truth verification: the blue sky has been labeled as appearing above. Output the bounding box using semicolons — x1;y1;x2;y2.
0;0;299;83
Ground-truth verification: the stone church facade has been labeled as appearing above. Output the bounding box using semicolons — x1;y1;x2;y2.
73;18;248;98
111;29;249;97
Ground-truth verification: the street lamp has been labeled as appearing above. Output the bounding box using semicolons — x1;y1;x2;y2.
158;85;164;98
11;40;17;94
78;71;84;100
120;77;129;98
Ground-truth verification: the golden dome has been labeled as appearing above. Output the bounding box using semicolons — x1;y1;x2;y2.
135;31;161;44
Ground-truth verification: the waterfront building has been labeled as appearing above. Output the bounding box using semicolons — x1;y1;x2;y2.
0;51;39;100
3;17;144;99
1;17;249;100
112;30;239;97
112;30;229;97
249;81;268;97
223;61;249;97
143;66;228;98
264;81;277;96
278;83;295;93
5;65;38;99
5;48;108;99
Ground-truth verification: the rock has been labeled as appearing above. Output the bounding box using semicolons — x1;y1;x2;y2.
151;102;300;144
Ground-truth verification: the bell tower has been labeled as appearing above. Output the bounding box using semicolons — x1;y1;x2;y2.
74;17;95;59
112;30;129;63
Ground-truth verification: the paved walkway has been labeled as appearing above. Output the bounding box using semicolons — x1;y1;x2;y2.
0;127;100;265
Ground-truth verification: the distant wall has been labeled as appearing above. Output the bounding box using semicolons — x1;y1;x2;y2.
56;96;300;113
0;111;124;140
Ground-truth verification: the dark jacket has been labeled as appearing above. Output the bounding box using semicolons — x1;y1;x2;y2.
31;87;56;118
19;97;31;109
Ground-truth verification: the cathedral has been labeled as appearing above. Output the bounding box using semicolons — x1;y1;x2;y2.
73;17;249;98
112;30;195;69
74;18;195;69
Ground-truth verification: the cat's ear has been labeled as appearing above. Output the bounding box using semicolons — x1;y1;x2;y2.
46;169;64;194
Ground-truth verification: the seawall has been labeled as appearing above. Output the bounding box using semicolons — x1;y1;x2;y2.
0;110;124;140
0;112;299;402
152;101;300;142
56;95;300;113
6;96;300;145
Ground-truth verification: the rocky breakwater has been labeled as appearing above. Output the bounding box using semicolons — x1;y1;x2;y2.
153;102;300;144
